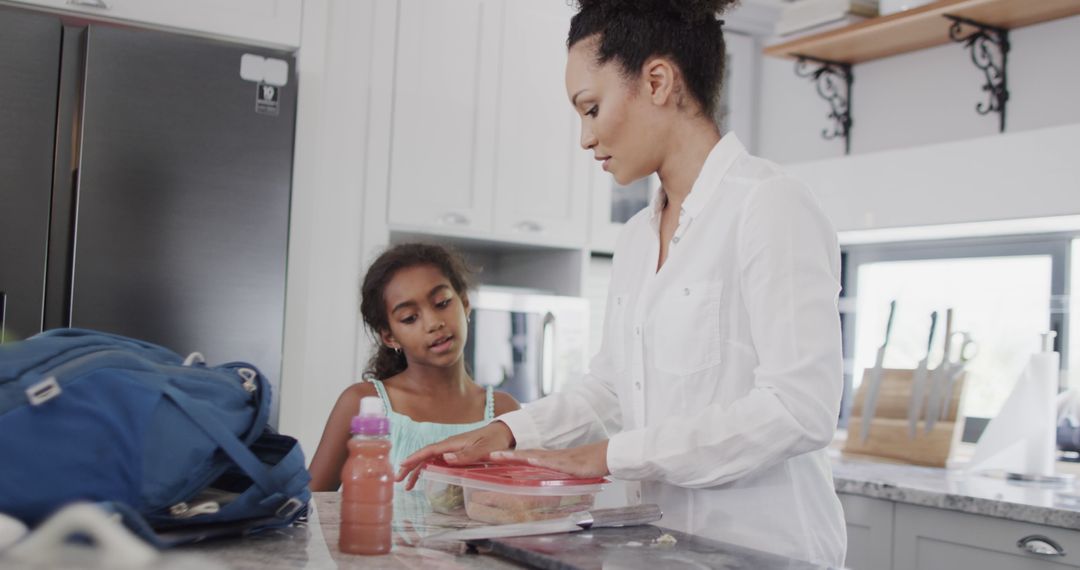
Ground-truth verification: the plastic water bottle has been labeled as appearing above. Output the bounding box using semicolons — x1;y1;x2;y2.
339;396;393;554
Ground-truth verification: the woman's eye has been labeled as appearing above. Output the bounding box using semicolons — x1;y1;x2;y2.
585;105;598;118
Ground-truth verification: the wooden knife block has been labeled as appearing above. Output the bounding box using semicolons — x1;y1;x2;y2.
843;368;965;467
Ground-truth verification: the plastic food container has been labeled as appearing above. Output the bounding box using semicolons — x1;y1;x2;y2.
421;463;608;523
419;462;490;515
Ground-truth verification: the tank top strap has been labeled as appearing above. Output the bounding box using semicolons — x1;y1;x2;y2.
368;379;394;413
484;386;495;421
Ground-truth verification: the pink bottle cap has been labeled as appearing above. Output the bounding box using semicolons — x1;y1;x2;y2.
351;396;389;435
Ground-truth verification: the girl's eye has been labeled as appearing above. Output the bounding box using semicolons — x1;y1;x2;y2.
401;315;417;324
585;105;598;118
436;298;452;309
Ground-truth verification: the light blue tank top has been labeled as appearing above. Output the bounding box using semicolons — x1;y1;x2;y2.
367;379;494;477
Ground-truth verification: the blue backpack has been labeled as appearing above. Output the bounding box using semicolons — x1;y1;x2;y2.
0;328;311;546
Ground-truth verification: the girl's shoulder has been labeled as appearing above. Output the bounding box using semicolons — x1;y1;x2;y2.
343;379;380;398
336;380;380;412
491;389;521;416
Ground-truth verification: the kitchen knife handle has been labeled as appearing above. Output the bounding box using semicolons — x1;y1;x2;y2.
586;504;663;528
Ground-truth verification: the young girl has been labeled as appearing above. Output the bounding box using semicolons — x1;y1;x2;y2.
307;243;519;491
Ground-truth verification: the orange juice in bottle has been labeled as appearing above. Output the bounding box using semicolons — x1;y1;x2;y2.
339;396;393;555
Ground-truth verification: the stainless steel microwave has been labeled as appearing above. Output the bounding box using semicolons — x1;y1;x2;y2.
464;287;589;403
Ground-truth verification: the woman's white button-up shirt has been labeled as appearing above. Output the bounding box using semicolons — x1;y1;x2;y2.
499;133;847;567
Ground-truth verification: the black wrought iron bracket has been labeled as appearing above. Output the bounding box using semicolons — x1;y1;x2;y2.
794;55;854;155
945;14;1010;132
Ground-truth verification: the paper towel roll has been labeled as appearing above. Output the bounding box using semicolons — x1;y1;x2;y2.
969;338;1059;477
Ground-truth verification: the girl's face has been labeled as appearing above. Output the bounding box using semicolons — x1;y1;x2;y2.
380;264;470;370
566;37;666;186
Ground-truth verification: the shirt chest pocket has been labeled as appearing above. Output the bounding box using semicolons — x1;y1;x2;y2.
651;280;724;375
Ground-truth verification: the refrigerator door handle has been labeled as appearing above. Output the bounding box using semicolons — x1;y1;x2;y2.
67;0;110;9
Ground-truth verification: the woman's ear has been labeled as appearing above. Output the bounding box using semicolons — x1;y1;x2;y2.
461;293;471;316
642;57;677;107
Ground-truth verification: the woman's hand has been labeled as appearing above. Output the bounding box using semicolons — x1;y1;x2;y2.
395;421;516;490
488;440;610;479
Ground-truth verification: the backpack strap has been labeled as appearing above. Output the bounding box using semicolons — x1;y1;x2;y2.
159;385;288;501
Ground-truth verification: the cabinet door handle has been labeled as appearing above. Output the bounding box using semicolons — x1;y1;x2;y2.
438;212;470;226
67;0;110;8
513;220;543;233
1018;535;1066;557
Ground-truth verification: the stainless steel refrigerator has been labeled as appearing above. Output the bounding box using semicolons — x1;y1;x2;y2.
0;5;296;425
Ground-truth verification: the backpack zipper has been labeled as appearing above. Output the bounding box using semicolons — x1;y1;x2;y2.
168;488;239;519
169;500;221;518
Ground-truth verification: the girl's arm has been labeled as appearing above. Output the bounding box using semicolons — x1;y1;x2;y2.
307;382;379;491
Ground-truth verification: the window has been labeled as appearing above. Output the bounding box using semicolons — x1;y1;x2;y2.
840;236;1071;430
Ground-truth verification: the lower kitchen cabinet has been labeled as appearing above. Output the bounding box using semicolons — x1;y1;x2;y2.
893;503;1080;570
840;494;895;570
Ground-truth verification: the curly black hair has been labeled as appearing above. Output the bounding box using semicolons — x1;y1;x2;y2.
568;0;739;118
360;243;475;380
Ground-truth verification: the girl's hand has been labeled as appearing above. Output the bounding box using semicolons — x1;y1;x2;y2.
488;440;610;479
396;421;515;490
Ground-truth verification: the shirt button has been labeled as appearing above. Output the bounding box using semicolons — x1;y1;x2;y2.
634;326;641;336
683;288;691;296
672;236;680;244
635;382;642;390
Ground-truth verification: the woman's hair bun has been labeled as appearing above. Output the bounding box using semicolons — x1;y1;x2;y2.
575;0;738;23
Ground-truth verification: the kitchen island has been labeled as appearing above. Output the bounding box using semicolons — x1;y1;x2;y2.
179;492;828;569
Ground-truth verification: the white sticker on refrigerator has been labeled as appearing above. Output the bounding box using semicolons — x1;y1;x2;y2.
255;83;280;116
239;54;289;87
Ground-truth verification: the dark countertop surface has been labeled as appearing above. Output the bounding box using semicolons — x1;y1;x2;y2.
475;525;827;570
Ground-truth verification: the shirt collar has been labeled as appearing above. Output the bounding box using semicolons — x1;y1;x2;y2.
648;132;746;223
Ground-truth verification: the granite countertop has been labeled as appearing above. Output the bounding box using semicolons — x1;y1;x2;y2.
178;492;825;570
830;451;1080;529
177;491;524;569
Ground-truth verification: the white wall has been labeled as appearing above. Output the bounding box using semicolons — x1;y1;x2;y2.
758;14;1080;164
280;0;395;459
786;122;1080;234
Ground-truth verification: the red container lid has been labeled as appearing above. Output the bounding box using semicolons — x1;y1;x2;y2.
425;462;608;488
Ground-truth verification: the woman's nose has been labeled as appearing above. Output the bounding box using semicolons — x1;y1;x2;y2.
580;126;597;150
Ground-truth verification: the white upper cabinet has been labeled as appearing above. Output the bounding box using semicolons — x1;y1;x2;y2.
6;0;302;48
388;0;501;235
388;0;587;248
491;0;589;248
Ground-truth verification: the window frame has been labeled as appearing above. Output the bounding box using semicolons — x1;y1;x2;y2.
838;234;1073;429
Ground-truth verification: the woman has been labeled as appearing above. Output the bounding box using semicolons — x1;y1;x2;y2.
397;0;846;565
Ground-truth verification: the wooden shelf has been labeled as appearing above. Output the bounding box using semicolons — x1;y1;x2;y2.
764;0;1080;64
